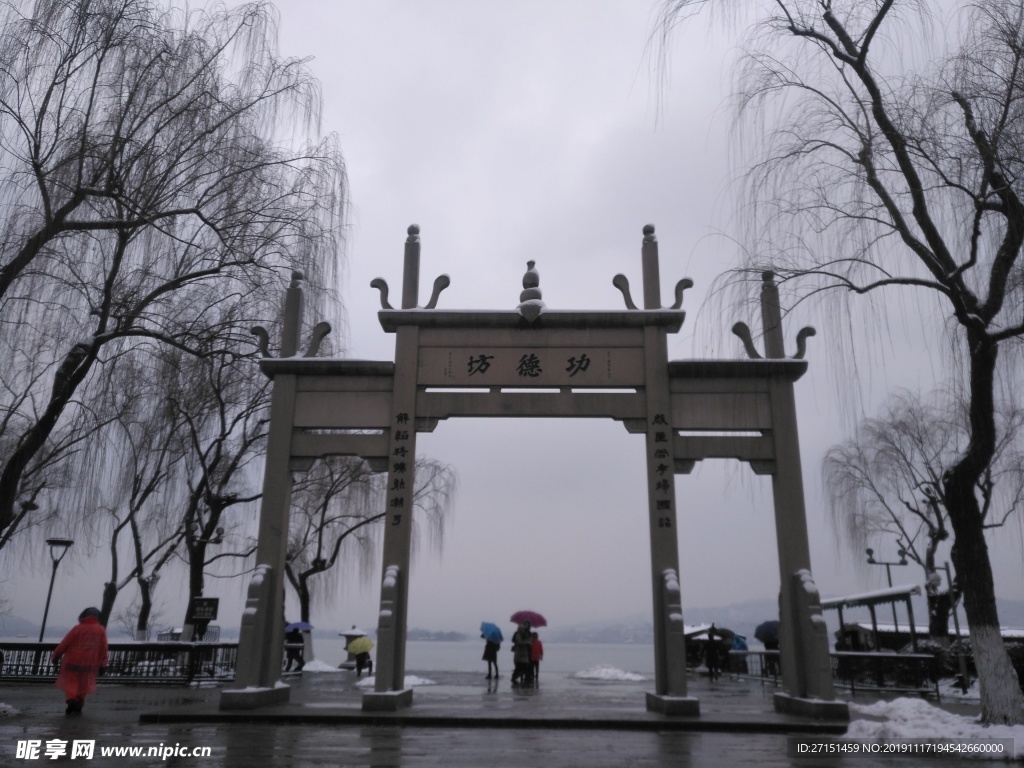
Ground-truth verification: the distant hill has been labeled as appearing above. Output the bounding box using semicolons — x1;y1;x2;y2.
533;599;782;644
0;613;37;637
407;628;469;642
545;617;654;644
6;595;1024;644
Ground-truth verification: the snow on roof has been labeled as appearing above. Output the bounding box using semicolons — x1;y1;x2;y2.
844;623;934;635
845;622;1024;639
821;584;921;609
339;627;368;637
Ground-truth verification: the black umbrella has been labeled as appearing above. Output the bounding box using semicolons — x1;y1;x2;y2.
713;626;735;641
754;620;779;645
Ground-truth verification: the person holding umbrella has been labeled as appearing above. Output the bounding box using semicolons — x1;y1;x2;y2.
705;624;721;681
284;622;306;672
347;635;374;677
480;622;503;679
510;620;532;686
509;610;547;686
755;620;780;677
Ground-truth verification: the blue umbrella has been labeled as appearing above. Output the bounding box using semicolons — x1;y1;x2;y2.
285;621;313;632
480;622;503;644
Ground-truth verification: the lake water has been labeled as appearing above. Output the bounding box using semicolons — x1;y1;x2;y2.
310;637;656;678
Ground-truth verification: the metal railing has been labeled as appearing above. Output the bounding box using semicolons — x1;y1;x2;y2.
1;641;238;686
830;650;939;697
728;649;940;698
727;649;780;686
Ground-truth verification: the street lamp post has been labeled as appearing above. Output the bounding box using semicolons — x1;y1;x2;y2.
865;547;908;633
39;538;74;642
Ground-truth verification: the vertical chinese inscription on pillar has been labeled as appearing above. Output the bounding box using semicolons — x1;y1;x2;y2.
390;412;411;526
651;413;674;530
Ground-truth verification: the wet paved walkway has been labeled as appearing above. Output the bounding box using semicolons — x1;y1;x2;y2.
0;671;988;767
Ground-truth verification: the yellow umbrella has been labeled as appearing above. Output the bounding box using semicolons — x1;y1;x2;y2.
347;636;374;654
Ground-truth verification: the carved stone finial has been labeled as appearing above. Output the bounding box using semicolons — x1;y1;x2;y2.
303;322;332;357
670;278;694;310
290;270;304;286
524;262;540;290
520;261;542;301
736;270;818;359
518;260;545;322
732;322;763;360
612;274;638;309
424;274;451;309
792;327;817;360
643;224;656;241
251;326;271;357
370;278;393;310
406;224;420;242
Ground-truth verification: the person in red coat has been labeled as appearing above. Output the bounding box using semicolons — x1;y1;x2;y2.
51;607;108;715
529;632;544;685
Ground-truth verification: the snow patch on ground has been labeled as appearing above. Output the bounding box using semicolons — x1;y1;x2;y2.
571;665;647;682
301;659;342;673
0;702;19;716
355;675;436;688
848;698;1024;759
936;678;981;701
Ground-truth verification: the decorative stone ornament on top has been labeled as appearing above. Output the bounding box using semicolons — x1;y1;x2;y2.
612;225;693;311
517;260;546;322
370;225;451;311
250;271;332;359
731;271;817;360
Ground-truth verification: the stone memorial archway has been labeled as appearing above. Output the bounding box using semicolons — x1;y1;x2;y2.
220;225;847;721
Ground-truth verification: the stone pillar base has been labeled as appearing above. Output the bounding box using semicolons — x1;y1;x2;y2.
362;689;414;712
219;685;290;710
773;692;849;721
645;692;700;716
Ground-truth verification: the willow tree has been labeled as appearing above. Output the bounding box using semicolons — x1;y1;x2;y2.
823;389;1024;641
286;457;457;625
0;0;346;548
662;0;1024;723
173;346;268;634
90;359;188;630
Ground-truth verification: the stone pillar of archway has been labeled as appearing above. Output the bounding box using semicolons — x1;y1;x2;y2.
221;273;306;710
363;228;422;712
759;272;846;719
641;228;698;716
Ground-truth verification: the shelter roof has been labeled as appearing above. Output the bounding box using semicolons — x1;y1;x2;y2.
821;584;921;610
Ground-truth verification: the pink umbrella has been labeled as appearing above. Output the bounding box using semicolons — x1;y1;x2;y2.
510;610;547;628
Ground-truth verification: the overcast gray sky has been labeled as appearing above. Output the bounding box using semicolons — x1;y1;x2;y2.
8;0;1024;639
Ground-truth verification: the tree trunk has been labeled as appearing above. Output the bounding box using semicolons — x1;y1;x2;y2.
949;514;1023;723
927;592;952;648
299;574;311;624
136;578;154;641
0;342;97;543
98;581;118;628
183;541;207;638
944;335;1024;724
